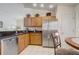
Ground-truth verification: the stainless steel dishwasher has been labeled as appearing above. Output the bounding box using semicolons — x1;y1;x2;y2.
1;36;18;55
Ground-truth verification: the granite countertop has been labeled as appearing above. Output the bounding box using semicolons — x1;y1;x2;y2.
0;29;42;39
0;35;17;40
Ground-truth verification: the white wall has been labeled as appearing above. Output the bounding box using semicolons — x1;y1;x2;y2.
0;3;53;31
0;3;25;31
56;5;76;48
74;5;79;48
75;5;79;37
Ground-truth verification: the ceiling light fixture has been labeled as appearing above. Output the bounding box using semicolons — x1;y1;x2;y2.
40;4;44;8
49;5;54;8
33;3;37;7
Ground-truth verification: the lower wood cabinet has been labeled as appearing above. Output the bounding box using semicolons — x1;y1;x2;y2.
17;32;42;53
24;34;29;47
18;35;24;53
30;32;42;45
17;33;29;53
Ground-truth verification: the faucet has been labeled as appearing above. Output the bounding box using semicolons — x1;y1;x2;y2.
34;29;36;32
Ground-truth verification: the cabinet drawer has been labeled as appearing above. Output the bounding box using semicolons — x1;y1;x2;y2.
30;33;42;45
30;33;41;36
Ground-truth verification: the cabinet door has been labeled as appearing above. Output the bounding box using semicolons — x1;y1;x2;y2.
35;17;42;26
31;17;42;27
18;35;25;53
42;16;57;21
26;34;29;45
28;18;32;26
24;17;32;27
24;34;29;47
31;17;36;26
30;33;42;45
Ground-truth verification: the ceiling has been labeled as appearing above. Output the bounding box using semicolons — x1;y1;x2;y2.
23;3;78;11
23;3;57;11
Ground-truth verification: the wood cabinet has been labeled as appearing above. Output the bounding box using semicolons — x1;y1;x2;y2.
42;16;57;21
30;32;42;45
31;17;42;27
24;17;32;27
18;35;25;53
31;17;36;26
36;17;42;26
24;16;56;27
17;32;42;53
24;34;29;47
17;33;29;53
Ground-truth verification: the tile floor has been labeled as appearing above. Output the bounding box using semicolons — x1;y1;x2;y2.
20;45;54;55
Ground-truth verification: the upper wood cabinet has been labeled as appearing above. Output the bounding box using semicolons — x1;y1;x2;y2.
24;17;32;27
31;17;36;26
42;16;57;21
24;16;56;27
36;17;42;26
31;17;42;27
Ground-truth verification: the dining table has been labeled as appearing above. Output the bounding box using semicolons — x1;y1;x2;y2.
65;37;79;50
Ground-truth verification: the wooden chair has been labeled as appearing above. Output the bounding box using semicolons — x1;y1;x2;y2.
50;33;79;55
50;33;61;55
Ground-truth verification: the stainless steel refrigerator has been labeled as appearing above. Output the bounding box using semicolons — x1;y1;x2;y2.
42;20;58;47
